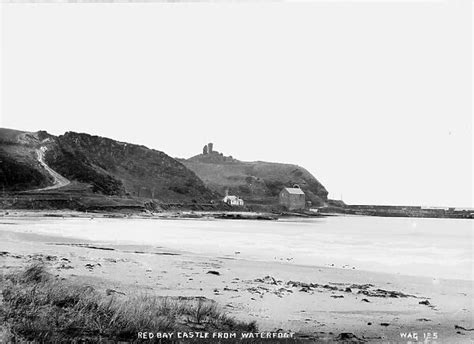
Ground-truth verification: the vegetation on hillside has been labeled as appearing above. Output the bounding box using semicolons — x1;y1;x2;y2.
0;152;49;192
1;128;329;207
0;128;216;202
184;151;328;206
44;132;215;201
45;147;125;195
0;129;51;192
0;128;28;145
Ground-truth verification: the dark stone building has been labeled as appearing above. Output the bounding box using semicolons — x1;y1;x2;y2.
279;186;306;210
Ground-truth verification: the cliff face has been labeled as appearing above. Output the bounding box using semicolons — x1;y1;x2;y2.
182;145;329;206
0;128;214;203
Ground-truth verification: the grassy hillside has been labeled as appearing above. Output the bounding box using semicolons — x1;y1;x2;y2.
0;152;50;191
183;150;328;206
0;128;27;144
44;132;214;202
0;128;215;204
0;129;52;191
1;128;327;207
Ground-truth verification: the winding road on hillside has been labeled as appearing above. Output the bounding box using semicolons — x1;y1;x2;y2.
34;147;70;191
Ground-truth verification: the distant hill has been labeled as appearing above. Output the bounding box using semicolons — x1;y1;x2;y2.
0;128;214;203
181;143;328;206
0;130;329;208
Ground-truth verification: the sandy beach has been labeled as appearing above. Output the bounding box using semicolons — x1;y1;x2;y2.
1;212;473;343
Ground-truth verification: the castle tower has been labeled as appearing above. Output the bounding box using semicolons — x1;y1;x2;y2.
208;143;213;153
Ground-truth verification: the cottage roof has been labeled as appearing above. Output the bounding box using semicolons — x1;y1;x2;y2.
283;187;305;195
223;195;241;201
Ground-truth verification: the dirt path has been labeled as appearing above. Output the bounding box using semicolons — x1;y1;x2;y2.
34;146;70;191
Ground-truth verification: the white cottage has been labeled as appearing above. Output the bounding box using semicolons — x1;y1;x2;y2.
223;195;244;206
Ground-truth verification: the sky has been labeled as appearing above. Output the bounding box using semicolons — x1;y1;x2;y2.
1;1;472;207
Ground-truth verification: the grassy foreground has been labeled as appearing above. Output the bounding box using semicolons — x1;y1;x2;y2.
0;263;257;342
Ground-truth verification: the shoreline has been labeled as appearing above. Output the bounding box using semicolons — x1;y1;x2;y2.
1;212;473;281
0;209;285;221
1;218;473;343
2;208;473;222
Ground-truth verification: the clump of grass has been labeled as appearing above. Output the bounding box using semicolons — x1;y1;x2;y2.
1;263;257;342
18;262;51;283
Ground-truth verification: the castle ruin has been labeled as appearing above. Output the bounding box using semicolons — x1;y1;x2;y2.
202;143;214;155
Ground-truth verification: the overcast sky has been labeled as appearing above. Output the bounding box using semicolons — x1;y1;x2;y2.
1;1;472;207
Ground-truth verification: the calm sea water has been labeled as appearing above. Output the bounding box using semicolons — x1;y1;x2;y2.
2;215;473;281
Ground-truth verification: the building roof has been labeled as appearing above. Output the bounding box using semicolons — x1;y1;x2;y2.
223;195;242;201
283;187;305;195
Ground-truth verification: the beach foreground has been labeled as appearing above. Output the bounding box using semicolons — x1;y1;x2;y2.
0;214;473;343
